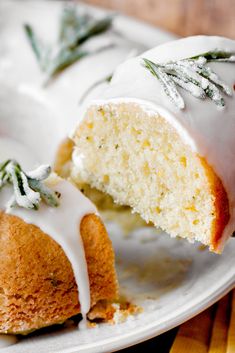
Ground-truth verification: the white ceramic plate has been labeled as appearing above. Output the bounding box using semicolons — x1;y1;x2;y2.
0;1;235;352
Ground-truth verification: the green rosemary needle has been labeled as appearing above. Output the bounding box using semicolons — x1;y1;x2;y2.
0;160;60;211
143;50;234;110
143;58;185;109
24;5;114;83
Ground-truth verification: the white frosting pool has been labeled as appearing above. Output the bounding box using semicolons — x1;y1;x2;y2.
79;36;235;249
0;137;96;333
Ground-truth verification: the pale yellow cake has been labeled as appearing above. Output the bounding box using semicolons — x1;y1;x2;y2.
72;102;229;252
71;36;235;253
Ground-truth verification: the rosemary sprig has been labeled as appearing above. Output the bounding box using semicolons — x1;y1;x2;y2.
144;58;185;109
0;160;60;211
143;50;234;110
24;5;114;83
192;50;235;62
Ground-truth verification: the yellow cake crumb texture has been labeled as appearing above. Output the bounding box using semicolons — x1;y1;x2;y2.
73;102;229;252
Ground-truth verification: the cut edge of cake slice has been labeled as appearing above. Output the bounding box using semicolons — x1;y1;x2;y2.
72;101;230;253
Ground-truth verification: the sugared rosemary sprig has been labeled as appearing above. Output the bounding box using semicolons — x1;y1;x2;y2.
0;160;60;211
143;50;234;110
192;51;235;62
24;5;114;84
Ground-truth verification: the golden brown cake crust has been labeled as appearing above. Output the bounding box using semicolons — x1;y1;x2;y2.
199;157;230;253
0;212;118;334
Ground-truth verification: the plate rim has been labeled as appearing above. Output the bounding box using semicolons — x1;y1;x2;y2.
1;1;235;352
58;269;235;353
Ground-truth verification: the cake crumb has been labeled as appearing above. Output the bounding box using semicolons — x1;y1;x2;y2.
111;302;143;324
198;244;207;251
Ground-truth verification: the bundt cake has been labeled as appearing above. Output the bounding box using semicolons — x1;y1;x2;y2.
0;138;118;334
71;36;235;253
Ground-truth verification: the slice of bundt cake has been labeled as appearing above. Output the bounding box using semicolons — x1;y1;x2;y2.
0;142;117;334
0;211;117;334
71;36;235;253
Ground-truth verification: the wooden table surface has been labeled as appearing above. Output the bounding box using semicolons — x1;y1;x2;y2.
80;1;235;352
82;0;235;39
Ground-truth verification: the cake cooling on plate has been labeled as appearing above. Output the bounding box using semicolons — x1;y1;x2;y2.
71;36;235;253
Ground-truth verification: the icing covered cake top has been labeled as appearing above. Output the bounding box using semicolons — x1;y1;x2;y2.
89;35;235;245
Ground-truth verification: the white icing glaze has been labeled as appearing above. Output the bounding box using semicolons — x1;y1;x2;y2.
0;137;96;325
0;138;37;169
78;36;235;249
